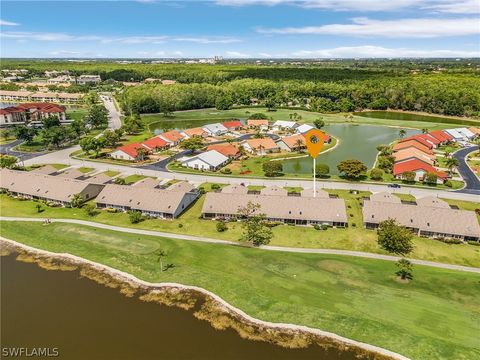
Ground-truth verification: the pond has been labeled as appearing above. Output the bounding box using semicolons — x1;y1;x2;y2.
1;254;363;360
282;124;418;175
354;111;479;127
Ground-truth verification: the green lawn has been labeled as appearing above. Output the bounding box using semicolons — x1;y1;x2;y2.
102;170;120;177
0;129;16;145
1;194;479;267
1;221;479;360
78;166;94;174
122;174;148;184
66;108;87;121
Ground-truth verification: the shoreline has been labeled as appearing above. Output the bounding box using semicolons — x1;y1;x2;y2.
0;236;409;360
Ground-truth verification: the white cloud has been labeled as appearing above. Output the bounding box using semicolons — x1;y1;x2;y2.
216;0;480;13
49;50;81;55
173;37;241;44
257;17;480;38
258;52;272;57
291;45;480;58
225;51;251;58
0;19;20;26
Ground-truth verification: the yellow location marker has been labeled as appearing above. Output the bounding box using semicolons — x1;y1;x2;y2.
304;129;326;198
305;129;326;158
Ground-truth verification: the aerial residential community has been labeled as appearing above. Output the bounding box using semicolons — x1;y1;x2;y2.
1;1;479;360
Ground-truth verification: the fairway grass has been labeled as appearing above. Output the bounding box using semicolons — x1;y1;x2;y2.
1;221;479;360
1;194;479;267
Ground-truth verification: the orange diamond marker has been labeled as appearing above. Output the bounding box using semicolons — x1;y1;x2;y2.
305;129;326;158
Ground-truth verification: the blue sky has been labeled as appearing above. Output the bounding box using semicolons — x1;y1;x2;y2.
1;0;479;58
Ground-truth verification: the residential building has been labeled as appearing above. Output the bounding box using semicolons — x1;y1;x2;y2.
56;168;86;179
276;134;306;152
444;128;467;141
132;177;159;188
272;120;298;131
110;143;149;161
142;136;169;152
202;192;348;227
392;140;433;154
87;173;112;185
260;186;288;196
296;124;314;134
428;130;453;144
393;148;436;166
468;127;480;137
222;120;242;130
181;127;208;138
221;184;248;194
393;159;447;183
166;181;196;193
180;150;229;171
77;75;101;85
241;138;280;155
95;184;199;219
362;193;480;241
300;188;329;198
0;90;32;101
158;130;185;146
206;143;241;159
0;169;105;206
29;165;58;175
18;103;67;122
247;119;269;130
47;75;73;84
0;107;26;126
202;123;228;136
456;127;476;140
399;135;434;150
0;90;83;104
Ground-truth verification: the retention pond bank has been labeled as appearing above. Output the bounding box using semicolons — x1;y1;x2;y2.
1;238;407;360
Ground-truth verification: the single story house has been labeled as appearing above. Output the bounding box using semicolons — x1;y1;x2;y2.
95;184;199;219
276;134;306;152
300;188;330;198
363;194;480;241
166;181;196;193
241;138;280;155
207;143;241;159
221;184;248;194
142;136;169;152
0;169;105;206
393;148;436;166
110;143;149;161
392;140;433;155
30;165;58;175
416;133;441;148
444;128;467;141
222;120;242;130
468;127;480;137
399;135;434;150
393;159;447;183
247;119;269;130
180;150;229;171
87;173;112;185
296;124;314;134
158;130;185;146
428;130;453;144
456;127;476;139
202;123;228;136
56;168;86;179
181;127;208;138
272;120;298;131
202;192;348;227
132;177;159;188
260;186;288;196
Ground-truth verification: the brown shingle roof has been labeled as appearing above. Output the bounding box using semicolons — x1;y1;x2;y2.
260;186;288;196
221;184;248;194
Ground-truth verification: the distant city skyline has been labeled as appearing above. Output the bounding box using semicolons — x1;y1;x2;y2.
1;0;479;58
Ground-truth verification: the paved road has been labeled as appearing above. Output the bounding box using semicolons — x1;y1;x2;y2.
0;139;45;161
100;94;122;130
2;217;478;273
453;145;480;195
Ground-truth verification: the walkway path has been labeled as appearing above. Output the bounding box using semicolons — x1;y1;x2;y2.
2;216;478;273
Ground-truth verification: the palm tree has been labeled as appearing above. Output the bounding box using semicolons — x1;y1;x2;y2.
294;138;304;152
422;128;429;134
399;129;407;139
70;193;83;208
153;249;167;272
257;144;265;155
445;157;459;174
444;149;452;158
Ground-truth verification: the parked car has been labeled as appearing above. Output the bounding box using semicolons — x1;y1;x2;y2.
388;183;401;188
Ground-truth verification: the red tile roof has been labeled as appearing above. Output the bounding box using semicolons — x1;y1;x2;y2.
393;159;447;179
428;130;450;142
207;143;240;157
400;135;433;149
222;120;242;129
142;136;168;150
0;106;25;114
392;140;433;154
17;102;65;113
159;130;184;143
116;143;148;158
417;133;441;145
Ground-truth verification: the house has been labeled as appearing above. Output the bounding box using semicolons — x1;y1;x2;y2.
393;159;447;183
222;120;242;131
247;119;269;130
142;136;169;152
95;184;199;219
296;124;314;134
300;188;330;198
415;133;441;148
241;138;280;155
0;107;26;126
158;130;185;146
272;120;298;131
207;143;241;159
368;191;401;203
468;127;480;137
56;168;85;179
444;128;467;141
392;140;433;154
363;194;480;241
166;181;196;193
393;148;436;166
180;150;229;171
181;127;208;138
87;173;112;185
202;123;228;136
276;134;306;152
132;177;159;188
30;165;58;175
456;127;476;140
221;184;248;194
202;192;348;227
260;186;288;196
110;143;149;161
0;169;105;206
428;130;453;144
400;135;434;150
77;75;101;85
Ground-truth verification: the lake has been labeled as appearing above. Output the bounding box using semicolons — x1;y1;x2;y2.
282;124;418;175
1;254;363;360
354;111;479;127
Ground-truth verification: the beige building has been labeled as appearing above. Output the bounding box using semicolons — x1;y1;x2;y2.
0;169;105;206
362;192;480;241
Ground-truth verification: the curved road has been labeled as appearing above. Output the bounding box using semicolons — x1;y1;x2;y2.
1;217;478;273
453;145;480;195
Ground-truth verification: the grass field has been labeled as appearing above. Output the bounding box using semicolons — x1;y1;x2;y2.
1;194;479;267
1;220;479;360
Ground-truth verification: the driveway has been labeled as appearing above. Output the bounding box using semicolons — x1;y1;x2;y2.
453;145;480;195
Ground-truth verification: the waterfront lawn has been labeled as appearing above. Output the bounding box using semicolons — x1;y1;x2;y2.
1;221;479;360
1;194;480;267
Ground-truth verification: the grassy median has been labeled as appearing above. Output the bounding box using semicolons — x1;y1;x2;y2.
1;220;479;360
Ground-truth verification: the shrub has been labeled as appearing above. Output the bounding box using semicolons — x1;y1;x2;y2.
220;168;232;174
263;161;283;177
444;180;453;188
370;168;384;180
314;224;321;230
83;203;99;217
178;223;183;228
321;224;330;230
467;241;480;246
198;186;206;194
265;221;282;228
106;208;117;213
211;183;221;190
128;210;143;224
216;221;228;232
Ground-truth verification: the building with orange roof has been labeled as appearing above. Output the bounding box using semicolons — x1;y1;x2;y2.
400;135;434;149
142;136;169;152
392;140;433;155
158;130;185;145
393;148;435;166
181;127;208;138
241;138;279;155
246;119;269;130
222;120;242;130
110;143;149;161
428;130;452;143
393;159;447;184
207;143;241;158
276;134;306;152
468;127;480;136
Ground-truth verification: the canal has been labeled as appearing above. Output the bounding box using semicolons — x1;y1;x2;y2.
1;254;364;360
